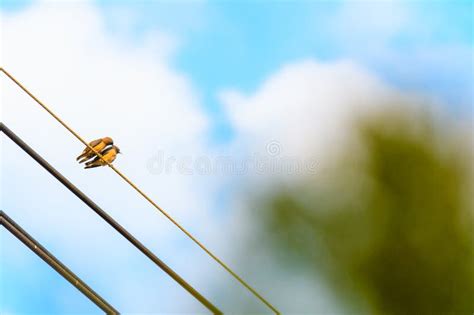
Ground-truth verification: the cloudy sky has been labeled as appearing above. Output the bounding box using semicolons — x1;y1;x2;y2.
1;0;472;314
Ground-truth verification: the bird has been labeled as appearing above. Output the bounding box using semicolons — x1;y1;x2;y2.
76;137;113;163
84;145;121;169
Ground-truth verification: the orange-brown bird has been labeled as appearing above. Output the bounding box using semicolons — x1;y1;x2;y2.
84;145;121;169
76;137;113;163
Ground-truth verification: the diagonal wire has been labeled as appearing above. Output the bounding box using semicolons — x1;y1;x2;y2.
0;210;119;314
0;67;280;314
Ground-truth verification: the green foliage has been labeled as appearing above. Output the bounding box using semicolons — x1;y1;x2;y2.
261;110;474;314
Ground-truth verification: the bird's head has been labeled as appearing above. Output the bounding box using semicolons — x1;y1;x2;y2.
104;137;114;145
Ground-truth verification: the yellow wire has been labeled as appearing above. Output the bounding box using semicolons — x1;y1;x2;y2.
1;67;280;314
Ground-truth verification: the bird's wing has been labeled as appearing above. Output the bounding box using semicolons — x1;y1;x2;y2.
85;155;101;166
89;138;103;147
101;146;113;155
77;139;104;161
86;146;112;164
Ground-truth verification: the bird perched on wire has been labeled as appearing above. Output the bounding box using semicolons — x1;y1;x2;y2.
84;145;121;169
76;137;113;163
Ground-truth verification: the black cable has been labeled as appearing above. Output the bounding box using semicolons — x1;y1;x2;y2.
0;210;119;314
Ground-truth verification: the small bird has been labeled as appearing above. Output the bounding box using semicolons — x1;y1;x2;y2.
84;145;121;169
76;137;113;163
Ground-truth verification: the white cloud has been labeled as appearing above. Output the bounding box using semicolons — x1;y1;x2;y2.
221;59;399;181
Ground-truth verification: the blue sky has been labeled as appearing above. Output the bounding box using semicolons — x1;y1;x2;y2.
97;0;472;141
1;0;472;313
3;0;471;141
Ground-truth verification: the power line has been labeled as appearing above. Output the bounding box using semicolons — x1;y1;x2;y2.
0;210;119;314
1;122;222;314
1;68;279;313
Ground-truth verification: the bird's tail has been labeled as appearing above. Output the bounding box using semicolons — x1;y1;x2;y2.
76;148;92;161
78;156;91;164
84;163;101;169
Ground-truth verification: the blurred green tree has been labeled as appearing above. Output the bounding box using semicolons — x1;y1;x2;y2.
260;109;474;314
